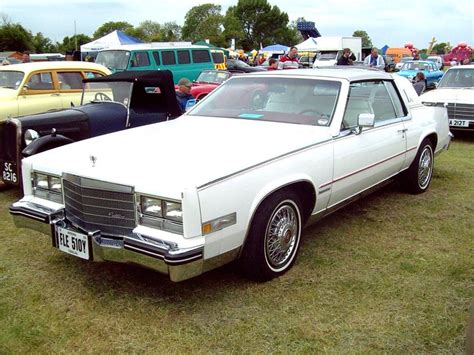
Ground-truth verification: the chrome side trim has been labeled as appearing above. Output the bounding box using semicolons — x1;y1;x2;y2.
197;139;332;190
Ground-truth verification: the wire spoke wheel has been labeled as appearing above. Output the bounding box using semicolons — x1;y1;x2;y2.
418;145;433;189
264;202;300;270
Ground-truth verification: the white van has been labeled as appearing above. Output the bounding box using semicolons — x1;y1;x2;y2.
427;56;444;70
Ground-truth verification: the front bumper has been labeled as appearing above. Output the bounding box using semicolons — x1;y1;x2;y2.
10;200;206;282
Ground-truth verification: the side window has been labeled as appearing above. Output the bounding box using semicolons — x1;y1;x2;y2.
152;52;161;66
131;52;150;67
84;71;104;79
26;72;54;90
162;51;176;65
192;50;211;63
177;50;191;64
57;72;83;90
342;81;375;128
371;81;398;122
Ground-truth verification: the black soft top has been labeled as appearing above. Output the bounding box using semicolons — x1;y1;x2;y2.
83;70;174;86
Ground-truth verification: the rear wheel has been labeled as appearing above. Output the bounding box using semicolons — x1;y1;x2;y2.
241;190;302;281
401;138;434;194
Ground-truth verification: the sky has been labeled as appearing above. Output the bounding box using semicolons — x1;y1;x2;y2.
1;0;473;49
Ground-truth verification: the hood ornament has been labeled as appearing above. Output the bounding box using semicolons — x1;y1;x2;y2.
89;155;97;167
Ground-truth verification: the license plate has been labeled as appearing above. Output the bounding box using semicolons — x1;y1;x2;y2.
449;119;469;127
1;160;18;184
56;226;90;260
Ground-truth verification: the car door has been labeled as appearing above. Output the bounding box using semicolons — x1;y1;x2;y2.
18;71;62;116
328;80;408;208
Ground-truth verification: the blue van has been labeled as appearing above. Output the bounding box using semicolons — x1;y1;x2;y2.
95;43;215;83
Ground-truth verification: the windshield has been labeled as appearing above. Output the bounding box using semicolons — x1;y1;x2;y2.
438;68;474;88
196;71;230;84
316;52;338;61
401;62;431;71
81;81;134;106
0;71;24;89
96;50;130;71
188;76;341;126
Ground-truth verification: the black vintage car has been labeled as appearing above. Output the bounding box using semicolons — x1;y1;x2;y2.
0;70;182;189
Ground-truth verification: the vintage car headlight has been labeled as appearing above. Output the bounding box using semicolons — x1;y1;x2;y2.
138;195;183;234
32;171;63;203
24;129;39;146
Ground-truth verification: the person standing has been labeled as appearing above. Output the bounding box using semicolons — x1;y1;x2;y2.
363;48;385;70
22;51;31;63
337;48;356;65
278;46;299;69
267;58;278;70
175;78;195;113
412;72;426;95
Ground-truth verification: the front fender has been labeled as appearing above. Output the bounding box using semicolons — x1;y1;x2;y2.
22;134;74;157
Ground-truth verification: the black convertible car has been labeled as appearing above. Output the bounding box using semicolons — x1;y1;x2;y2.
0;70;181;189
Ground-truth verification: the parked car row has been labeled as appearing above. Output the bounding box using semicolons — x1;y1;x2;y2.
8;67;453;283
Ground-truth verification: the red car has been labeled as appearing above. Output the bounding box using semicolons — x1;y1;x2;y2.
175;70;243;100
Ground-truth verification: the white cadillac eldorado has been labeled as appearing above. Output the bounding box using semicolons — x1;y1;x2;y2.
10;68;452;282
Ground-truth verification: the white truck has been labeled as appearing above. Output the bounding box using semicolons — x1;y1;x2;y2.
312;37;362;68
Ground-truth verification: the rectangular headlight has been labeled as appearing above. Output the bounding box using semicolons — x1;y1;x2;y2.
141;196;163;217
164;200;182;222
138;195;183;234
32;171;63;203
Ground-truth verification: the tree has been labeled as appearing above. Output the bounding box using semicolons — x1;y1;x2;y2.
137;20;162;42
93;21;134;39
432;42;450;54
57;34;91;53
0;18;34;52
226;0;296;51
182;4;224;45
32;32;57;53
160;22;182;42
352;30;372;48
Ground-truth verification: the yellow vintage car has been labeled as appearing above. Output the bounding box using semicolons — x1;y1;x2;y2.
0;61;110;120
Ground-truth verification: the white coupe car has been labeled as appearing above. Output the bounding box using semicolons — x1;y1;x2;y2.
11;68;452;282
421;64;474;131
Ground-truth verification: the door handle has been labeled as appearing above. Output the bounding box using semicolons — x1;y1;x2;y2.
51;93;60;97
397;128;408;133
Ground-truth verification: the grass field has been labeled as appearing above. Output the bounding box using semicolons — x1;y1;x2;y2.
0;135;472;353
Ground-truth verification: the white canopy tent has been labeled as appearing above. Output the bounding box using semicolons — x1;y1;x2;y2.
80;30;142;59
296;37;319;52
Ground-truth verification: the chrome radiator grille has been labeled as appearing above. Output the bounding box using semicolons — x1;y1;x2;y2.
63;174;135;237
446;103;474;121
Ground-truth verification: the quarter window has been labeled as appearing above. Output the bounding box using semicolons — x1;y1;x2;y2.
162;51;176;65
192;50;211;63
177;50;191;64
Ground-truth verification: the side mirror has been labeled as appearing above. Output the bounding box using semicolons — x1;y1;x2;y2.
21;85;29;93
350;113;375;135
358;113;375;128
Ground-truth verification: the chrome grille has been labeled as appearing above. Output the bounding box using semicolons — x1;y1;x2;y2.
63;174;135;236
446;103;474;121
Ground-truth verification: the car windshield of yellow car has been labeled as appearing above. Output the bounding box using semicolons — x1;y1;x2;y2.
0;71;25;90
188;77;341;126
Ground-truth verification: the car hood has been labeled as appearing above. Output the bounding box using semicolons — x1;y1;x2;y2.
420;88;474;105
25;116;331;199
0;87;18;98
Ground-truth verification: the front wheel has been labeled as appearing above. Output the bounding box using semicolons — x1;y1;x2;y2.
401;138;434;194
241;190;302;281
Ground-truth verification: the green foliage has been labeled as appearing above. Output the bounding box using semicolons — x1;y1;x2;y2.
228;0;297;50
353;30;373;48
182;4;224;45
32;32;57;53
0;22;33;52
160;22;182;42
57;34;91;53
137;20;162;42
432;42;450;54
93;21;134;40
